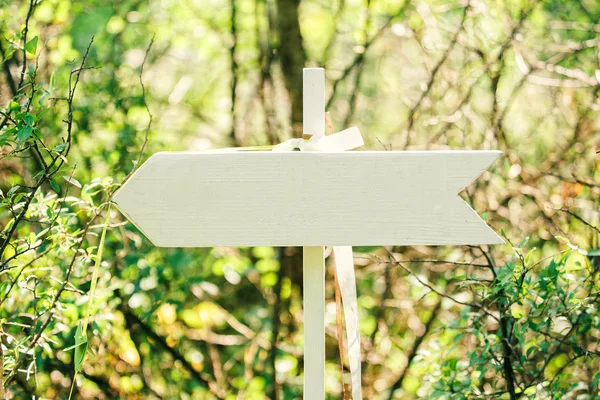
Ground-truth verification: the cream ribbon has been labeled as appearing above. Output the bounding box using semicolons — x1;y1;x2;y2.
274;126;364;400
333;246;363;400
272;126;364;153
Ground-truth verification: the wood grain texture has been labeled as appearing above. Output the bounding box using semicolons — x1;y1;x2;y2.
301;67;326;400
303;245;325;398
303;68;325;137
112;150;503;247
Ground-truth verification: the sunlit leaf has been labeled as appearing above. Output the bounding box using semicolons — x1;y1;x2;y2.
63;176;82;189
24;36;38;55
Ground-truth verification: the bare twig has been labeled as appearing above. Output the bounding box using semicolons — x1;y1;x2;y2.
17;0;37;90
402;1;469;148
0;37;94;261
388;257;499;322
362;249;393;392
0;39;17;95
119;35;155;187
386;300;442;399
230;0;239;145
326;5;410;110
425;5;534;148
559;209;600;234
120;301;211;389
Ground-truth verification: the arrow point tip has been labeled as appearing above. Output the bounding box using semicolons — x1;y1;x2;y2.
111;188;124;208
479;224;505;245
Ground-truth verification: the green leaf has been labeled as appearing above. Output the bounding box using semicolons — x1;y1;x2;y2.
53;143;67;152
63;176;82;189
82;205;111;335
50;180;60;193
0;132;9;146
74;331;88;372
517;237;530;249
7;185;19;198
37;107;50;120
24;36;38;55
16;125;33;142
64;322;88;373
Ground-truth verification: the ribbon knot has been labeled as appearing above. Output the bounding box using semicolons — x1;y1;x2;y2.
273;126;364;153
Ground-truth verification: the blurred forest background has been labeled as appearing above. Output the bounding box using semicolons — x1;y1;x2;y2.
1;0;599;398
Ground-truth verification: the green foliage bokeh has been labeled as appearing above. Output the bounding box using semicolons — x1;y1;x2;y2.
0;0;599;399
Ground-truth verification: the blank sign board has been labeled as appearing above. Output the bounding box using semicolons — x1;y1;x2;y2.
112;150;502;247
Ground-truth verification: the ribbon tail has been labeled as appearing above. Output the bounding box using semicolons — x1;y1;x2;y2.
333;246;363;400
308;126;364;151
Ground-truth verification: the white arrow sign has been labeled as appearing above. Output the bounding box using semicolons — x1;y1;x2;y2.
113;68;502;400
112;150;502;247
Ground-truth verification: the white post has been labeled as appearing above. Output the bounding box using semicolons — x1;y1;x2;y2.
302;68;325;400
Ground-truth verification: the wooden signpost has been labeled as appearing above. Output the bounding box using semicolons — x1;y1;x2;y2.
113;68;502;399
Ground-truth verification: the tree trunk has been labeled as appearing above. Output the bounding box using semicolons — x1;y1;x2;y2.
275;0;306;137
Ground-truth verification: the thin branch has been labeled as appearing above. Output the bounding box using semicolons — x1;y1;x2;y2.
2;39;96;382
0;38;94;261
120;301;211;389
340;0;375;127
386;300;442;399
375;258;490;269
545;172;597;189
229;0;239;145
387;257;499;322
558;209;600;234
119;35;154;187
480;247;518;399
361;248;393;392
0;39;17;95
403;1;469;148
425;5;534;148
326;6;407;110
17;0;36;90
321;0;346;66
3;205;102;386
525;311;586;390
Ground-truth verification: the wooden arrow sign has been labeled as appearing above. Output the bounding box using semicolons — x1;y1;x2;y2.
112;68;503;400
112;150;502;247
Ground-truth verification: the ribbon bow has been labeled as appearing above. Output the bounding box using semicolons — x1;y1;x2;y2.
274;126;364;400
